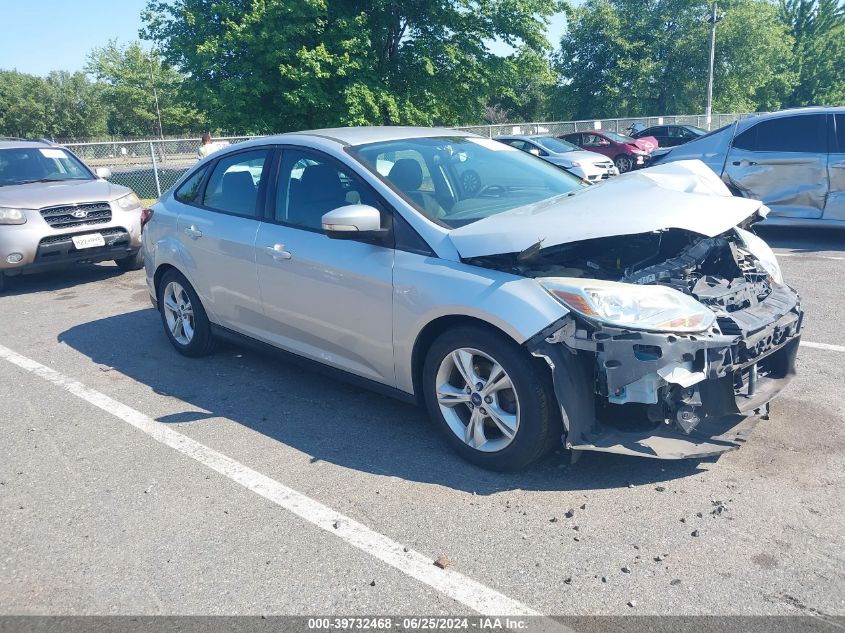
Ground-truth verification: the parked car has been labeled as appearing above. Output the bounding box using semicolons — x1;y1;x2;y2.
145;128;802;470
632;124;707;148
559;130;657;173
0;140;148;292
494;135;618;182
651;107;845;227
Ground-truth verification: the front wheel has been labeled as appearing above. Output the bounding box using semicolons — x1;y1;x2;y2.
157;269;215;357
614;154;634;173
422;326;559;471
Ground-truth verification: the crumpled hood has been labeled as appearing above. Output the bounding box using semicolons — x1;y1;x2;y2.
449;160;767;259
632;136;658;152
0;179;131;209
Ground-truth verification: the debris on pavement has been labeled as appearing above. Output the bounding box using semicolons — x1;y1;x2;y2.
621;566;632;573
434;556;450;569
691;529;700;537
627;600;637;608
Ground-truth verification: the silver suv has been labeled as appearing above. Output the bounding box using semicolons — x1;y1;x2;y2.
145;128;802;471
0;140;147;292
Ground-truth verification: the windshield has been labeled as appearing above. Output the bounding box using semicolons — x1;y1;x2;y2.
532;136;579;153
0;147;93;187
603;131;636;144
350;136;586;228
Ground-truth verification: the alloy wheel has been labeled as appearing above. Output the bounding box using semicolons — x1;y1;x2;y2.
615;155;633;173
162;281;195;346
435;347;520;453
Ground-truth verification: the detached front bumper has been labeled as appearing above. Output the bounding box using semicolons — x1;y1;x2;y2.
529;283;803;459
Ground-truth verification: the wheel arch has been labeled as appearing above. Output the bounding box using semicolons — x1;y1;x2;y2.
410;314;549;406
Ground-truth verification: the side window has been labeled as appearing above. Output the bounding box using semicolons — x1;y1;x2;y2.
202;149;269;216
733;115;827;153
835;114;845;153
566;134;581;146
651;126;668;137
276;150;378;231
174;166;208;204
505;140;527;151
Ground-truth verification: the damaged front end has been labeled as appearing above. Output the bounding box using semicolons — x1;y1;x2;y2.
472;227;803;459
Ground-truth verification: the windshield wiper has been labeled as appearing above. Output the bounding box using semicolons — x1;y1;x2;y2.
13;178;74;185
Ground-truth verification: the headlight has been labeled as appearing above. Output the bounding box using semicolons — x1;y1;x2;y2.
0;207;27;225
631;149;648;156
539;278;716;333
735;227;783;284
115;193;141;210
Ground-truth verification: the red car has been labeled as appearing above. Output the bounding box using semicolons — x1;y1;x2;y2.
559;130;658;173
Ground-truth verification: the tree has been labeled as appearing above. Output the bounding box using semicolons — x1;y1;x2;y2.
86;40;206;137
554;0;795;119
141;0;562;132
779;0;845;106
0;70;107;140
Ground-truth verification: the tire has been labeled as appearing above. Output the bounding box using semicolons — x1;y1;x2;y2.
422;326;559;471
115;248;144;271
614;154;634;174
157;269;215;357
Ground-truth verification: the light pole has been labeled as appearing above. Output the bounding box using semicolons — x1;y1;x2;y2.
147;54;165;139
704;2;724;130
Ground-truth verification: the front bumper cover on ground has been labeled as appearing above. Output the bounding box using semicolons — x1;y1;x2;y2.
529;283;803;459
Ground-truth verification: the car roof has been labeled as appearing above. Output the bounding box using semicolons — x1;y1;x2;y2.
493;134;551;141
262;126;477;147
0;140;57;150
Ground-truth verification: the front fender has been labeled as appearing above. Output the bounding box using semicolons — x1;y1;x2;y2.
392;250;568;393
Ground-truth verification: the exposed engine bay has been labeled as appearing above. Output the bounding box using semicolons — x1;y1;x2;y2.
468;227;803;459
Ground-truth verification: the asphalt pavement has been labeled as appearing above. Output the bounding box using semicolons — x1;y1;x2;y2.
0;226;843;620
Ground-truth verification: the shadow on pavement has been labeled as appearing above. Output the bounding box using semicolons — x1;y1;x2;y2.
1;262;125;297
58;308;711;494
756;226;845;254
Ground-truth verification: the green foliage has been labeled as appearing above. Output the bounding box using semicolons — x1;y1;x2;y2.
86;40;206;136
0;70;107;140
779;0;845;106
141;0;562;131
554;0;796;119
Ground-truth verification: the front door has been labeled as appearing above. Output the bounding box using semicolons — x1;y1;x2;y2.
254;148;395;385
825;113;845;221
723;113;828;220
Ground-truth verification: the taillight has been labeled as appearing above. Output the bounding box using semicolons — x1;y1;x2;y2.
140;208;154;231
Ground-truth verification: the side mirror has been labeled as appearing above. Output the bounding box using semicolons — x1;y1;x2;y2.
322;204;389;243
95;167;112;179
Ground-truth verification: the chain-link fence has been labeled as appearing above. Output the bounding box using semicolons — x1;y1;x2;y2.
64;136;258;203
62;113;762;203
452;112;763;138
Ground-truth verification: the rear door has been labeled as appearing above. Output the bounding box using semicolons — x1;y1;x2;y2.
253;147;395;385
724;114;828;219
174;147;270;335
826;113;845;221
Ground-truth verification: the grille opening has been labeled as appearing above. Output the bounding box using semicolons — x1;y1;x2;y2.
39;202;112;229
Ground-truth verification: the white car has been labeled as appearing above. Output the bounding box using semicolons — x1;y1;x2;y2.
495;135;618;182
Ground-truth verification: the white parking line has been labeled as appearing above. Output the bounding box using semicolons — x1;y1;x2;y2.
0;343;543;619
802;341;845;353
775;252;845;261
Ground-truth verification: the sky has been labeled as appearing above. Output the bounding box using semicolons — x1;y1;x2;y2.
0;0;568;77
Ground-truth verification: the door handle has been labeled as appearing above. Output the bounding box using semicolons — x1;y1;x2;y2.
732;160;758;166
184;225;203;239
265;244;292;260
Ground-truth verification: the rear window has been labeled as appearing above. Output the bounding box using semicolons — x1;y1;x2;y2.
733;114;827;153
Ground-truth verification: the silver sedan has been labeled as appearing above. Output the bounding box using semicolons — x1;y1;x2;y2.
144;128;802;470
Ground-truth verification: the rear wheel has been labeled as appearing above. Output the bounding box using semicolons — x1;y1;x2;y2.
422;326;559;471
115;249;144;272
157;269;215;357
614;154;634;173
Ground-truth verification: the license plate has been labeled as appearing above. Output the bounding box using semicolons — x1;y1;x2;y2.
71;233;106;249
